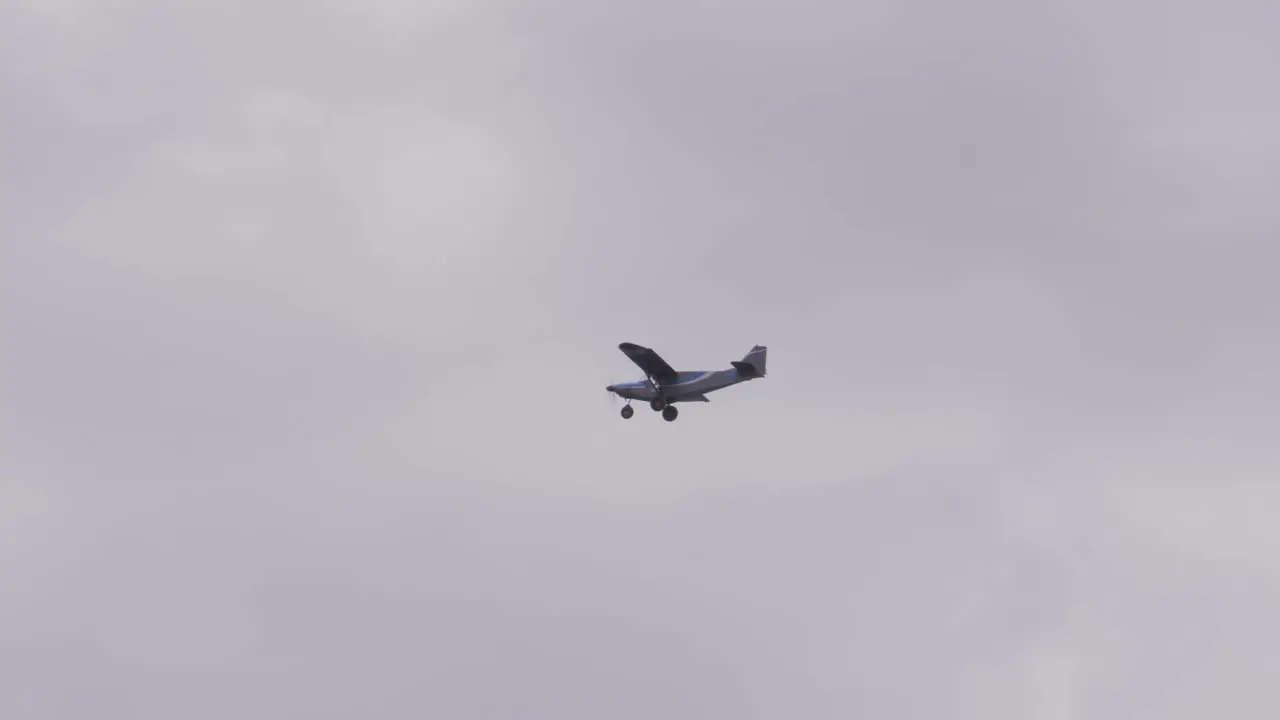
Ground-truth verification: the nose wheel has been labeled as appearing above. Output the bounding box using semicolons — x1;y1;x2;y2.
620;405;634;419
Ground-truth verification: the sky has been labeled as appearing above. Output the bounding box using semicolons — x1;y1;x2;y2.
3;0;1279;717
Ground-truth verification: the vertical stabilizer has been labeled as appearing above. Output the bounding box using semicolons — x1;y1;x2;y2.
731;345;767;377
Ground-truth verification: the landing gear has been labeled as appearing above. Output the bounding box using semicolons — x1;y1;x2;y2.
650;398;666;412
617;401;677;421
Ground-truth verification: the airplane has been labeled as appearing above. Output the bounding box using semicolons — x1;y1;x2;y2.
606;342;767;421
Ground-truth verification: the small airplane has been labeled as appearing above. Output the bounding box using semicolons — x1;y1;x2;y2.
606;342;768;421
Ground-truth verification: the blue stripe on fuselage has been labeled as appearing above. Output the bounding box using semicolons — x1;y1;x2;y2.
614;369;736;389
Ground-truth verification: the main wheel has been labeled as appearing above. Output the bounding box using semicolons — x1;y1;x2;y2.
662;405;679;422
650;398;666;412
620;405;634;419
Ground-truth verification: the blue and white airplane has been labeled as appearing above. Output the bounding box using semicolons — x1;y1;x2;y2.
606;342;768;421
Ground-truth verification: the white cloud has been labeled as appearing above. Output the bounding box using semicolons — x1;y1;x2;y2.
4;0;1280;717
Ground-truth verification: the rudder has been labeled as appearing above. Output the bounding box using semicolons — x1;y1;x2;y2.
731;345;767;377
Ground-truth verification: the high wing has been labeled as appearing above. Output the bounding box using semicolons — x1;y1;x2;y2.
618;342;679;384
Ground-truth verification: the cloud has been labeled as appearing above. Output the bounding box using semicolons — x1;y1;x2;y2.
4;0;1279;717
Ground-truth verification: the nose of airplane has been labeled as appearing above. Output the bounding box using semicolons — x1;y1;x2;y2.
606;384;616;393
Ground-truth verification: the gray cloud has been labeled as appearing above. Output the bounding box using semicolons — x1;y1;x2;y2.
4;0;1279;717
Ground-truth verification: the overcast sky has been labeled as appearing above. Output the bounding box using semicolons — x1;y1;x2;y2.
3;0;1279;717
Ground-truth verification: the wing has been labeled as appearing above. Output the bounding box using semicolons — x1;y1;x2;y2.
618;342;679;384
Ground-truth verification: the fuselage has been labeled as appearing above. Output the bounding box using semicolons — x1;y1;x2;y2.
607;369;749;403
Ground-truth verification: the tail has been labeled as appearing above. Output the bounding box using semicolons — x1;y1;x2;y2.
731;345;767;378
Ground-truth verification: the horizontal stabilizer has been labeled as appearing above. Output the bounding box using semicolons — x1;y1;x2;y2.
732;361;761;377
